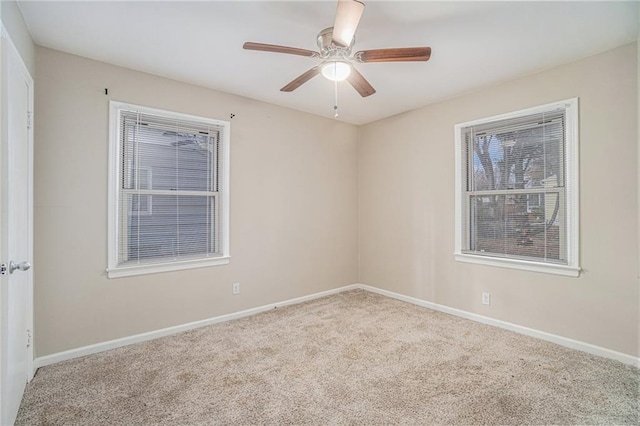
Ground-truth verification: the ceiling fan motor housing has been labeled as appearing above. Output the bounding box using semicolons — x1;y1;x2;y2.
317;27;354;58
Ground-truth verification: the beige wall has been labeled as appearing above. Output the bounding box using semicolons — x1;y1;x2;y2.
34;47;359;357
359;43;639;357
1;1;34;76
34;42;640;359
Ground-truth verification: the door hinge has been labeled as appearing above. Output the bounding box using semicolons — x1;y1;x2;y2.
27;329;32;348
27;111;33;129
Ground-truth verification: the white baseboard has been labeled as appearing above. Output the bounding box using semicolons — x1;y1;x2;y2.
358;284;640;367
33;282;638;372
33;284;360;371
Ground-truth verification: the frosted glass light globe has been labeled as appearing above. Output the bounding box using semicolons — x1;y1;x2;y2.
321;61;351;81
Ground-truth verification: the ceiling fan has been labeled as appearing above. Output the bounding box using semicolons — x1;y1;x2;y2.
243;0;431;98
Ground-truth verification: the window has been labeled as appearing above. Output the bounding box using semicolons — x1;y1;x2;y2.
454;99;579;276
108;102;230;278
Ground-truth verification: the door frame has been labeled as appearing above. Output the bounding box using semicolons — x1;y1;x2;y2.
0;23;35;421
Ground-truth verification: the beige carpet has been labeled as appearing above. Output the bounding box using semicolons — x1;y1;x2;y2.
16;289;639;425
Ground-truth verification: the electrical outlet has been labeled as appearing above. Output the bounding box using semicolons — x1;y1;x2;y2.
482;292;491;306
232;282;240;295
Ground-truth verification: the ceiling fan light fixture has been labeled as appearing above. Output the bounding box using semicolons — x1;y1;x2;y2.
321;61;351;81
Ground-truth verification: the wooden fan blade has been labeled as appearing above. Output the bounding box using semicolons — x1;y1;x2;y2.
243;42;317;58
347;67;376;97
281;67;321;92
332;0;365;47
356;47;431;63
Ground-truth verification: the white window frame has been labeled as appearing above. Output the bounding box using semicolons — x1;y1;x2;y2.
454;98;580;277
107;101;230;278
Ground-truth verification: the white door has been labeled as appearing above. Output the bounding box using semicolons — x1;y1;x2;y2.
0;30;34;426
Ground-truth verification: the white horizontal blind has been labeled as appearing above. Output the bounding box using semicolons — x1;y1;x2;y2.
117;110;224;266
461;108;568;264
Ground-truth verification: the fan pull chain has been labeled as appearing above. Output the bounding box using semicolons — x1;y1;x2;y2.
333;77;339;119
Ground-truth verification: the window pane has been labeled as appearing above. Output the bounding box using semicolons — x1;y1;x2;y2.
469;118;564;192
120;194;217;264
122;115;217;192
469;192;565;262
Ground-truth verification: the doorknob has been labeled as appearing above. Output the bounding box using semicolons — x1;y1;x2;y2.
9;261;30;274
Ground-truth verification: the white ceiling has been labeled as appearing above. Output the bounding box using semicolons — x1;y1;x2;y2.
18;1;638;125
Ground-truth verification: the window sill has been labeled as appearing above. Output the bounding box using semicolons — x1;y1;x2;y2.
454;253;580;277
107;256;230;279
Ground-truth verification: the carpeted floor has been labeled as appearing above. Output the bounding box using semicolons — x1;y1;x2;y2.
16;289;640;425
